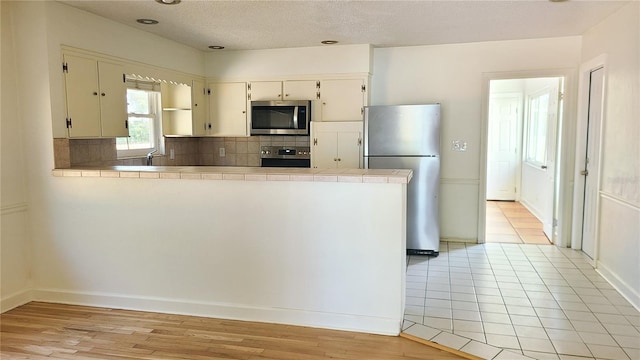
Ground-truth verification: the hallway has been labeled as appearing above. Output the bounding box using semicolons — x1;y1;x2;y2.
486;201;552;245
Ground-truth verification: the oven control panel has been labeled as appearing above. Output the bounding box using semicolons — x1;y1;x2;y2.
260;146;310;159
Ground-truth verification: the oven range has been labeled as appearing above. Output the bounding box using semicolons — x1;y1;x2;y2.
260;146;311;168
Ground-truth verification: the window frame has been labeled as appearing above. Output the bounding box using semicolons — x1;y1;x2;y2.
524;88;552;167
117;82;163;159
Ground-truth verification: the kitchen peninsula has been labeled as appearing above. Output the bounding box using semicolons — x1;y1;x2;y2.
48;166;411;335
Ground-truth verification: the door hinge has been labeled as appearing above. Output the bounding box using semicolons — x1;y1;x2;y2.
559;92;564;100
316;91;321;100
313;138;318;146
361;84;366;92
122;74;126;83
357;138;362;146
247;83;252;91
361;107;364;115
553;218;558;227
66;118;72;128
248;93;251;101
62;62;68;73
316;81;321;89
125;119;129;129
207;88;211;95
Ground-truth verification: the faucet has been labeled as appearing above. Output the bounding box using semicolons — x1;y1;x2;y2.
146;149;158;166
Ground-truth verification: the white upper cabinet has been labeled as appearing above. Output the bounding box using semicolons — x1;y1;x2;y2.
248;80;318;101
191;79;208;136
63;53;127;138
209;82;248;137
318;79;366;122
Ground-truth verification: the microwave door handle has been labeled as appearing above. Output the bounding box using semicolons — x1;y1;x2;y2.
292;106;299;129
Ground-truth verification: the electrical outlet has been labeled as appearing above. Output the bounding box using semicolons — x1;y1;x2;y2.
219;147;226;157
451;140;467;152
169;148;175;160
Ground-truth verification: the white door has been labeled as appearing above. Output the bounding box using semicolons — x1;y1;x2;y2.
581;67;604;259
336;131;362;169
487;94;520;200
541;81;560;239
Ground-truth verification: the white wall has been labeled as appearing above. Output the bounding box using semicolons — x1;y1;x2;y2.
0;0;203;311
206;44;372;80
1;1;32;311
371;38;581;240
580;2;640;308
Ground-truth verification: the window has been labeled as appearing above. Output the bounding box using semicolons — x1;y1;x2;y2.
525;90;550;165
116;81;162;158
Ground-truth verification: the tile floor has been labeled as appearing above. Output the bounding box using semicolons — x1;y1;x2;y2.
402;242;640;360
486;201;552;245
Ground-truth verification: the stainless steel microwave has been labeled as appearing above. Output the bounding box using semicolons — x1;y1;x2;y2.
250;100;310;136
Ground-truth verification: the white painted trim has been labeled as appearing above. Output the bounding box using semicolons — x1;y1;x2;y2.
0;289;33;313
32;289;401;336
597;263;640;311
479;69;577;248
571;54;608;256
1;202;28;215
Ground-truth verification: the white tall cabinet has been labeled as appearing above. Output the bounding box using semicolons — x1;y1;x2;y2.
311;121;363;169
63;53;128;138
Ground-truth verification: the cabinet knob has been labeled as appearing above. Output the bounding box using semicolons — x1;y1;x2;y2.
285;94;289;97
93;92;98;96
242;110;246;114
337;158;342;162
101;93;106;96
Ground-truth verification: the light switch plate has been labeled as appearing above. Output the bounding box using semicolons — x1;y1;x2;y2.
451;140;467;152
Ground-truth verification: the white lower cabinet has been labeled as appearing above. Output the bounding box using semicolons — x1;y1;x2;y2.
311;121;363;169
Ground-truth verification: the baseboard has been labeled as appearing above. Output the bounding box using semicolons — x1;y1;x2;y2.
441;238;477;244
33;289;401;336
596;263;640;311
1;289;33;313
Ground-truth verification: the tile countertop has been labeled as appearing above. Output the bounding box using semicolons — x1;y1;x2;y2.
52;166;413;184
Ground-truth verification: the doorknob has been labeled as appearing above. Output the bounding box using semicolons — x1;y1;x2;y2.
581;170;589;176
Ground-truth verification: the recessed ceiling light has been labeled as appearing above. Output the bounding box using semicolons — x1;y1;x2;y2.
136;18;159;25
321;40;339;45
208;45;225;50
155;0;181;4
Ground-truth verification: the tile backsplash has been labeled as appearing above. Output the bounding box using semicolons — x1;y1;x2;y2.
54;136;310;168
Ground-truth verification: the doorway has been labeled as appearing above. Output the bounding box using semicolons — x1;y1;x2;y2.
485;77;564;245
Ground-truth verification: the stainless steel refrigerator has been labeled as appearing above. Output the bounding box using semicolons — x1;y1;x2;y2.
364;104;441;256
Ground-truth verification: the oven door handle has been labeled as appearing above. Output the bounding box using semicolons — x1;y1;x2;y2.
292;105;299;130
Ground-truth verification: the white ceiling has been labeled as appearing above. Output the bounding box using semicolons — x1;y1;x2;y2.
58;0;629;51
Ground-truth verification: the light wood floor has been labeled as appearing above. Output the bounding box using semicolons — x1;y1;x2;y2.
485;200;551;244
1;302;465;360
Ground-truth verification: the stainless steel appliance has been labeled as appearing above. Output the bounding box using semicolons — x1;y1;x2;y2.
260;146;311;168
364;104;441;256
251;100;311;136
